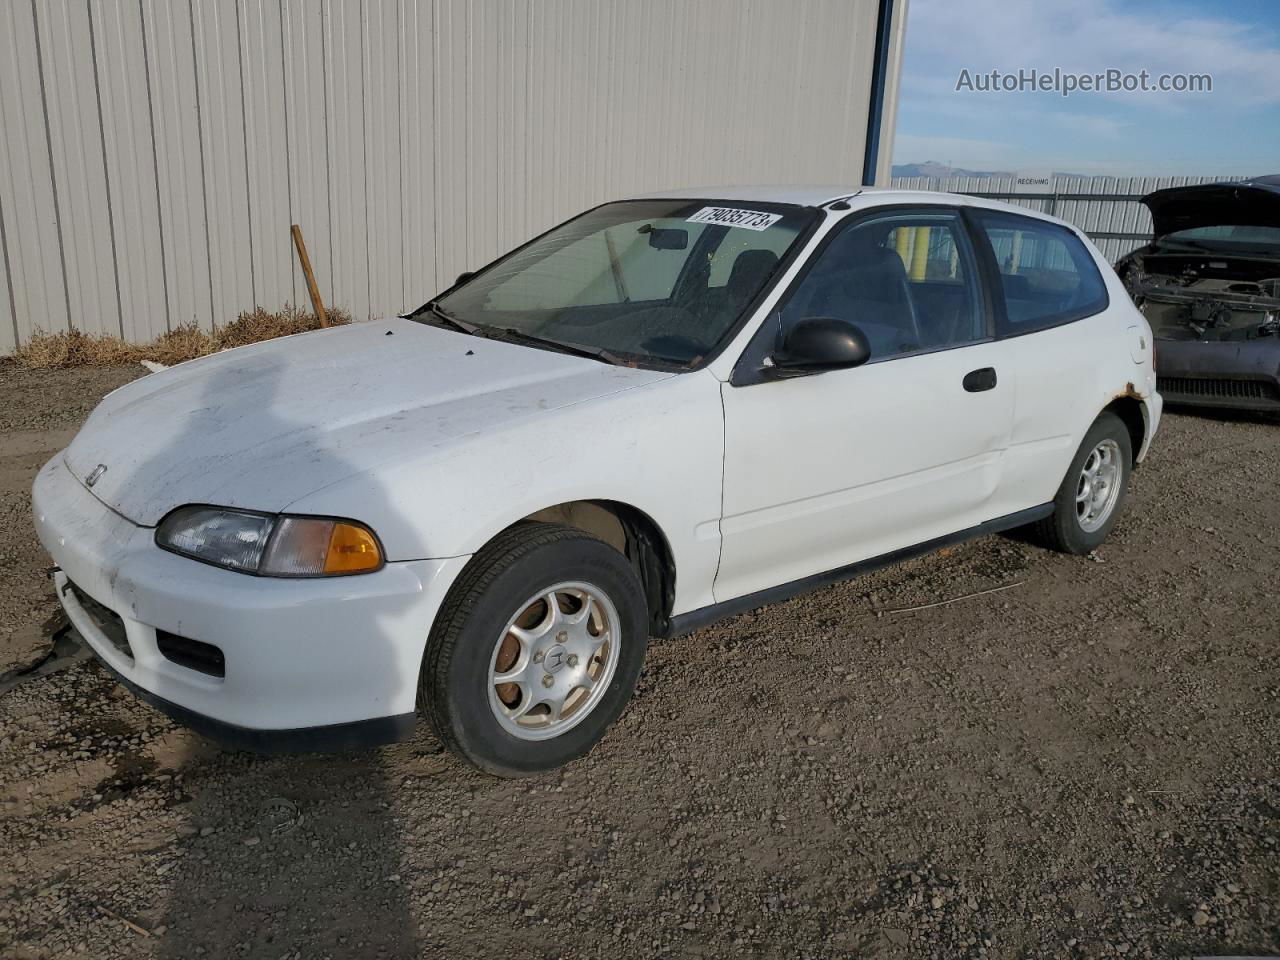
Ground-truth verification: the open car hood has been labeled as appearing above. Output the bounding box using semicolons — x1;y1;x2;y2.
1143;176;1280;238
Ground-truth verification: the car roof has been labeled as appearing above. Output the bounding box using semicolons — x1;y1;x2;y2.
627;185;1079;229
630;184;866;206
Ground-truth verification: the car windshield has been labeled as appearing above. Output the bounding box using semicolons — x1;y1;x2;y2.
427;199;816;367
1161;224;1280;252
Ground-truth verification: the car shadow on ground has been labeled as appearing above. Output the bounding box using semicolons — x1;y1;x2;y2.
154;748;423;959
95;354;425;958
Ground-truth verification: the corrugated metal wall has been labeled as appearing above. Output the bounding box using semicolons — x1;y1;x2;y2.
0;0;894;354
891;174;1254;262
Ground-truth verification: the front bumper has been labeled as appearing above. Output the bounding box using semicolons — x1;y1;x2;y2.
77;628;418;752
1155;336;1280;412
33;455;470;749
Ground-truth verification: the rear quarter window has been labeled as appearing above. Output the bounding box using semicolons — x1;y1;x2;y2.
973;212;1109;336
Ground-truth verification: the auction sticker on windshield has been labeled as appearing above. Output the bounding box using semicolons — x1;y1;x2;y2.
687;206;783;231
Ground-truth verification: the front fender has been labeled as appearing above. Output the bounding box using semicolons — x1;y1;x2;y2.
286;370;727;617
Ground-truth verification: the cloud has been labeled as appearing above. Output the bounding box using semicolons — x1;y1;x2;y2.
904;0;1280;108
1050;113;1126;139
892;133;1021;171
892;0;1280;176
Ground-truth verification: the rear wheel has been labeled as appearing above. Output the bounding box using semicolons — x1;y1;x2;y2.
1031;412;1133;554
421;522;648;777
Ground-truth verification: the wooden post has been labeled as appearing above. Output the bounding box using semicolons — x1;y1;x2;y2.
290;224;329;328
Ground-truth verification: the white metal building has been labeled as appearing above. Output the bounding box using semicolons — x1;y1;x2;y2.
0;0;907;354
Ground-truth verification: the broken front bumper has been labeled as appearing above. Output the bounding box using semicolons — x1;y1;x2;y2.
32;454;470;751
1155;337;1280;413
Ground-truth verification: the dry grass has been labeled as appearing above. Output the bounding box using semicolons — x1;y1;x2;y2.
13;305;351;369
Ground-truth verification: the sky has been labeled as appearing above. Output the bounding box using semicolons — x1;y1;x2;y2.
892;0;1280;177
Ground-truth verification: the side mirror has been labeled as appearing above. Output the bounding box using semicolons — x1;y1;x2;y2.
770;317;871;376
456;271;476;285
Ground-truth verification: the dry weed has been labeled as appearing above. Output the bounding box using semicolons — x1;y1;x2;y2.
13;305;351;369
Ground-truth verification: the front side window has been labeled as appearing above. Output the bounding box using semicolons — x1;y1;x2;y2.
431;200;815;367
778;211;985;363
973;213;1108;335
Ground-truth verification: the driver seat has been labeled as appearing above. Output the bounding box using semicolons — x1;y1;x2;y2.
793;240;918;358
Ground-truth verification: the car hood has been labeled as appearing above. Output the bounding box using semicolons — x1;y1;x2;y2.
1143;176;1280;238
64;317;671;525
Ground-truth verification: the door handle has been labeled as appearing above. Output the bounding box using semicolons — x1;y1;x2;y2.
963;367;997;392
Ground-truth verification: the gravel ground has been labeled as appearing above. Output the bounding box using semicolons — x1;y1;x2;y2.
0;361;1276;959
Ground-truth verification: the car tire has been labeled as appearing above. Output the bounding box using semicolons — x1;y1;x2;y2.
421;521;648;777
1031;411;1133;555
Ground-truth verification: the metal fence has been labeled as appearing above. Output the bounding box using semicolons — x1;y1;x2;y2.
890;175;1254;262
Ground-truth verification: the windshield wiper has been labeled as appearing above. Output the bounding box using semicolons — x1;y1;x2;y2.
492;328;627;366
412;301;486;336
409;304;626;364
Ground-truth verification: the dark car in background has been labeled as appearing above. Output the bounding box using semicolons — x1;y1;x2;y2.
1115;176;1280;413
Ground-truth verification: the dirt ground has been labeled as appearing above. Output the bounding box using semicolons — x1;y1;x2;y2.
0;360;1276;960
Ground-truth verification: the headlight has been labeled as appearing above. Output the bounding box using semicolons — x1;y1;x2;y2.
156;506;383;576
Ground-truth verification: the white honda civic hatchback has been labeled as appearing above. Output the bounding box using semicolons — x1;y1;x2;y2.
34;187;1161;776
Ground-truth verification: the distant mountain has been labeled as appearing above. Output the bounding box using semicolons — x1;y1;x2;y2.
892;161;1013;179
892;161;1103;180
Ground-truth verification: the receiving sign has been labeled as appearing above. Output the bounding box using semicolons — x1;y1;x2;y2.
687;206;783;231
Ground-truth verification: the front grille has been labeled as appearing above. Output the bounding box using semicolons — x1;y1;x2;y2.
1158;376;1280;402
64;581;132;660
156;631;226;678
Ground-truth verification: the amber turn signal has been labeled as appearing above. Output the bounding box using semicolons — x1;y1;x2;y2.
324;522;383;574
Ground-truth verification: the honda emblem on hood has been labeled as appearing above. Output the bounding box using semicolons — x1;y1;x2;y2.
86;464;107;487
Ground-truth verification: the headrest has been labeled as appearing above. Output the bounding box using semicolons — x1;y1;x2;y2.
850;244;908;278
726;249;780;299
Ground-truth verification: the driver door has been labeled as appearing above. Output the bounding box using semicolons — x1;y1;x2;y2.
714;208;1017;603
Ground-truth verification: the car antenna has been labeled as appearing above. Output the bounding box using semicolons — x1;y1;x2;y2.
824;190;862;211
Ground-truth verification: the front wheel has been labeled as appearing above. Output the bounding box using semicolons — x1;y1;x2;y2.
421;522;648;777
1031;412;1133;554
